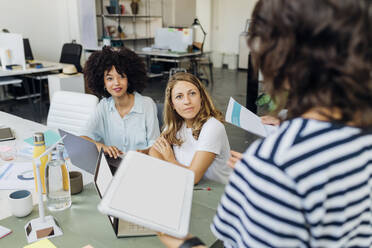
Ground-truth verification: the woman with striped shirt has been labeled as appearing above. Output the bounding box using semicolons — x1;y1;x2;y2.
158;0;372;247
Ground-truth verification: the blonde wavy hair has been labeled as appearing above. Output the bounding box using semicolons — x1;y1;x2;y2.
162;72;223;146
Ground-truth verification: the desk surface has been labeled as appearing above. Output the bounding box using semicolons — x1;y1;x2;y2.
136;50;201;58
0;180;224;248
0;60;63;77
0;111;225;247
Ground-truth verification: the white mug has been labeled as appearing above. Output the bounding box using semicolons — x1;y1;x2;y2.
8;189;33;217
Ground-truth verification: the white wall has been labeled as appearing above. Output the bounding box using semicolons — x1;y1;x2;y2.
210;0;257;54
0;0;80;62
196;0;211;51
163;0;195;27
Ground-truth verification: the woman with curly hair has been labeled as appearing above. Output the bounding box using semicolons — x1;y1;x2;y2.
149;72;232;184
82;46;159;158
158;0;372;247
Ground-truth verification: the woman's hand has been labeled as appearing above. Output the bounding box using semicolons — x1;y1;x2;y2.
95;142;123;159
152;137;176;163
261;115;280;126
228;150;243;169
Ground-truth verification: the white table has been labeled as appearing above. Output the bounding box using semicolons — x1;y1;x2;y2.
136;50;202;78
0;60;64;121
0;111;93;220
0;61;63;77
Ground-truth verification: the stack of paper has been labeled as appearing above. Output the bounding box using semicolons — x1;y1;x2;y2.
225;97;278;137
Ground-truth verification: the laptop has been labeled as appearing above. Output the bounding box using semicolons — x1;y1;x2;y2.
94;148;156;237
58;129;122;175
98;151;195;238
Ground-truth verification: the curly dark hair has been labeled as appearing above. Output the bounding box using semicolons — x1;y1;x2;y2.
84;46;147;98
249;0;372;127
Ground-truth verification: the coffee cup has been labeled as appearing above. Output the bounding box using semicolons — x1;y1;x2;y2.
8;190;33;217
69;171;83;195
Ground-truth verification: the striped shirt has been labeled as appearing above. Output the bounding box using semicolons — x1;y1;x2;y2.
211;118;372;248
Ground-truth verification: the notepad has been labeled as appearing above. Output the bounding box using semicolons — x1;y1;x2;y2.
23;238;57;248
98;151;194;238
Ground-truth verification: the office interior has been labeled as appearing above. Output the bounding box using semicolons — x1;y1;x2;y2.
0;0;259;151
0;0;260;246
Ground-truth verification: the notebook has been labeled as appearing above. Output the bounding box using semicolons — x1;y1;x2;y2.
58;129;122;175
94;149;155;237
98;151;194;238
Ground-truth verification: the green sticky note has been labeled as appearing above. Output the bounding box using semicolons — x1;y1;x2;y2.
24;130;61;147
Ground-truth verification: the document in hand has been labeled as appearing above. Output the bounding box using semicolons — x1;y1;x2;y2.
98;151;195;238
225;97;278;137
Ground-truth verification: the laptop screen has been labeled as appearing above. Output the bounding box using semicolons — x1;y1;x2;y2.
94;149;114;199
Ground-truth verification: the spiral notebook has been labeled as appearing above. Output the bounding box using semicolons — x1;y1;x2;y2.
94;149;155;237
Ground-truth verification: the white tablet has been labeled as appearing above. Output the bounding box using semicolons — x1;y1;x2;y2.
98;151;194;238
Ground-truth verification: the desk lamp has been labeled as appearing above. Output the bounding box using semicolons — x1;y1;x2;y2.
191;18;207;52
25;135;66;243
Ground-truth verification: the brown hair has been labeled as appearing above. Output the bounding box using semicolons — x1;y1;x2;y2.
162;72;223;146
249;0;372;127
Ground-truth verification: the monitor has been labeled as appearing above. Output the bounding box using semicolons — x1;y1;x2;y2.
0;33;26;70
23;38;34;61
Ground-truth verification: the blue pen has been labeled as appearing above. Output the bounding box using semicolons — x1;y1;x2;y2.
0;163;13;179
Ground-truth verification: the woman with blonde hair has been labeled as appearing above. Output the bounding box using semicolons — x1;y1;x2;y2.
149;72;232;184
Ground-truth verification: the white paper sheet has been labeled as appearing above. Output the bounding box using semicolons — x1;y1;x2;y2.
225;97;278;137
0;162;35;189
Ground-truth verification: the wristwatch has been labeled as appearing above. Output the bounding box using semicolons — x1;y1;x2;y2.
179;237;205;248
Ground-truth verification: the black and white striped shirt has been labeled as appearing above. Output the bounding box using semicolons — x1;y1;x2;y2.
212;118;372;248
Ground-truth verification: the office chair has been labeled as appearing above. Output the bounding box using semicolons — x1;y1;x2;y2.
169;68;187;79
47;91;99;136
26;41;83;121
59;42;83;73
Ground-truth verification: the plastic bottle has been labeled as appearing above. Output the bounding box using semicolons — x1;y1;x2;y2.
46;143;71;211
32;132;48;194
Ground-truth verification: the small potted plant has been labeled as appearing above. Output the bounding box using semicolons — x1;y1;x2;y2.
130;0;140;15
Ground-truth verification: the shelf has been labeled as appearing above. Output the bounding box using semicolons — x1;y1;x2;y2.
97;14;162;18
95;0;163;48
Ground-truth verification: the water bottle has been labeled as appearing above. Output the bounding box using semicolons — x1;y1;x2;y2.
46;143;71;211
32;132;48;194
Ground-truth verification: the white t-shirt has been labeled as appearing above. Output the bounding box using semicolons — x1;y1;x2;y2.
173;117;232;184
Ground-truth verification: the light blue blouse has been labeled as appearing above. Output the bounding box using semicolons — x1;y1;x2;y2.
82;92;160;153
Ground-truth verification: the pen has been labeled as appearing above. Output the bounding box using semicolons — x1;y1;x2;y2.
194;187;211;191
0;163;13;180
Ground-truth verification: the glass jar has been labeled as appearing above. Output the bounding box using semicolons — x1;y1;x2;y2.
46;143;71;211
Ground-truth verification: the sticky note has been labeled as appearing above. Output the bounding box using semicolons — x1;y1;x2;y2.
24;238;57;248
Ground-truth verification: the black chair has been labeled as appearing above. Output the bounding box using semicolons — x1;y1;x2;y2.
25;41;83;122
59;42;83;73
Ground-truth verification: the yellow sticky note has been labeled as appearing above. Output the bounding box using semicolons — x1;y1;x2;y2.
24;239;57;248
